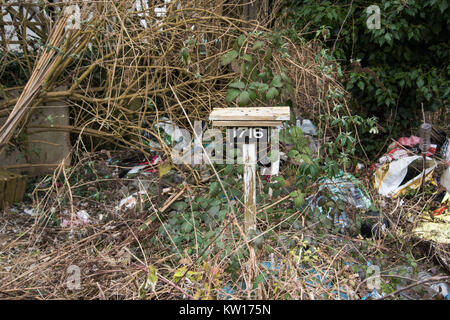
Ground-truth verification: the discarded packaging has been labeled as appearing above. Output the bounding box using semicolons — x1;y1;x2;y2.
307;172;372;233
373;156;437;197
24;208;36;216
319;171;372;210
413;192;450;244
417;271;450;300
378;135;436;165
117;191;147;211
440;166;450;193
76;210;90;223
143;117;185;149
298;119;318;136
61;210;91;227
441;138;450;162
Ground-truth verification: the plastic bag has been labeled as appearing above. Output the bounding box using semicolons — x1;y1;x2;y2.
373;155;436;198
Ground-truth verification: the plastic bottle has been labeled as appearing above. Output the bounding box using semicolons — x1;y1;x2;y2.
417;271;450;300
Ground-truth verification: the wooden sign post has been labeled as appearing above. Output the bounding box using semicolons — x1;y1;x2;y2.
209;107;290;235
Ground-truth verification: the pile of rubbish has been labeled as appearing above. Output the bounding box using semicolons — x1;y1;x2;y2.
372;125;449;198
371;124;450;270
307;170;389;238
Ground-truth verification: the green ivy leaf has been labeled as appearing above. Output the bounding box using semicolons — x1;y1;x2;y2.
252;273;265;289
208;205;220;216
181;221;193;233
357;81;365;91
171;201;187;212
248;89;257;100
221;50;239;65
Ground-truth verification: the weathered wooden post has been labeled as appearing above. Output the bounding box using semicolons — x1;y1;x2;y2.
209;107;290;234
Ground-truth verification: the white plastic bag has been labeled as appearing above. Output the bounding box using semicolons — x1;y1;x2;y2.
374;155;436;197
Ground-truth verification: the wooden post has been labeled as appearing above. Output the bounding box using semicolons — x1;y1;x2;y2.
268;126;280;199
243;142;257;233
208;107;290;236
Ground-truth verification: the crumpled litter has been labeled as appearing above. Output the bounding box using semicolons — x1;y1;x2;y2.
378;135;436;165
373;156;436;197
413;192;450;244
127;155;161;176
61;210;91;227
361;289;384;300
220;261;349;300
441;138;450;162
318;171;372;210
24;208;36;216
143;117;185;149
116;191;147;211
306;171;372;232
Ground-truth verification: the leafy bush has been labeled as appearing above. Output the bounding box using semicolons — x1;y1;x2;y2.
282;0;449;155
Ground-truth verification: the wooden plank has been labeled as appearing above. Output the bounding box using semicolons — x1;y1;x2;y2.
212;120;281;127
243;143;257;233
209;107;290;122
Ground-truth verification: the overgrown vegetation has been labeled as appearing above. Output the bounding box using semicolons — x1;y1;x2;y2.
0;0;449;300
282;0;449;156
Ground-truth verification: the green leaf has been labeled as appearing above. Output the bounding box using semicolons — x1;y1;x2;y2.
384;33;392;45
171;201;187;212
221;50;239;65
238;91;250;106
139;265;158;297
270;75;283;88
252;273;265;289
181;221;193;233
180;47;189;64
439;1;448;13
294;194;305;208
243;54;252;63
266;87;279;100
357;81;365;91
240;62;247;75
416;77;424;88
253;41;265;50
208;205;220;216
237;34;246;48
229;81;245;89
209;181;220;196
288;149;299;158
249;82;269;92
226;89;241;103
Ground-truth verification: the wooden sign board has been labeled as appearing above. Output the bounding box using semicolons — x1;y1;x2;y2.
208;107;290;235
209;107;290;127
